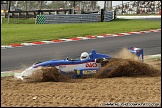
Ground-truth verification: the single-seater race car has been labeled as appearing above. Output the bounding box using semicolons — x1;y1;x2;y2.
14;47;143;80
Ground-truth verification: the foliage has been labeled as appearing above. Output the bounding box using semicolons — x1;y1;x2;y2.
4;1;99;11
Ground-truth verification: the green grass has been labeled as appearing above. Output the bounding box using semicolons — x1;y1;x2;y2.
1;18;161;45
2;18;35;24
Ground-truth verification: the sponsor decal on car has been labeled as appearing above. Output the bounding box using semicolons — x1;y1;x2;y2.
83;70;97;75
86;62;97;67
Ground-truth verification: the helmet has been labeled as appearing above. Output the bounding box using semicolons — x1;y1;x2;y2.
80;52;89;60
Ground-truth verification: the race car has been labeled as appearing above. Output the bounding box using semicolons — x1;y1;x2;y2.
14;47;143;80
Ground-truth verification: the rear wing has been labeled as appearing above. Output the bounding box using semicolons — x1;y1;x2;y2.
89;49;111;59
128;47;144;62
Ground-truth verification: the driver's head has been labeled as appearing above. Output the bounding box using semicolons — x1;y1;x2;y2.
80;52;89;60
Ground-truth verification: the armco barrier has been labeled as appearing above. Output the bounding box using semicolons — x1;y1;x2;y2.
36;11;113;24
104;11;113;21
45;14;101;24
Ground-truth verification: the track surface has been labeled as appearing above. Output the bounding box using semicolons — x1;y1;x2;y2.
1;32;161;71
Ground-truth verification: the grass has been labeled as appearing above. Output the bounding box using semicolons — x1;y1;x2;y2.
1;18;161;45
1;18;35;24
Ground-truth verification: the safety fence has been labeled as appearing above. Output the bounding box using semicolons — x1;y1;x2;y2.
4;9;72;18
36;11;114;24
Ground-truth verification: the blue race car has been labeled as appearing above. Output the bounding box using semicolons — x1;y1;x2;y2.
14;47;143;80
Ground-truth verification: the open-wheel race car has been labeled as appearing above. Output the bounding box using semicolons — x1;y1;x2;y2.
14;47;143;80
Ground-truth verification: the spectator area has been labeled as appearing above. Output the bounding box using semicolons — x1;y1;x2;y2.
113;1;161;15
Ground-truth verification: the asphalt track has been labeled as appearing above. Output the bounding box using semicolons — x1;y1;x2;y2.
1;31;161;72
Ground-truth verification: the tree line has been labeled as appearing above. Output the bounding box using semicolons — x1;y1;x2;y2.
2;1;100;11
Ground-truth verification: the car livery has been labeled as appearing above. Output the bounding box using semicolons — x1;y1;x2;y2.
14;47;143;80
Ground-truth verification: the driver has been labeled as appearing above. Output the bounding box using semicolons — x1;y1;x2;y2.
80;52;89;61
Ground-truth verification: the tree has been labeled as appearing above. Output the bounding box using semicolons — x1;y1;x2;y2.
48;1;66;9
104;1;106;11
16;1;25;10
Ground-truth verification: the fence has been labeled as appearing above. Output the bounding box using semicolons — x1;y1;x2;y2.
4;9;72;18
36;11;113;24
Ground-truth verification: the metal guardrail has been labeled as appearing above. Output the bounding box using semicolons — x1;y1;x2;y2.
44;14;101;24
36;11;113;24
104;11;113;21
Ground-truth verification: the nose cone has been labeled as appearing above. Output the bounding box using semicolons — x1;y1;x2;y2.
21;67;40;77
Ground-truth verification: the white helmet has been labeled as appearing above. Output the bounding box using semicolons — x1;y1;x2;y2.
80;52;89;60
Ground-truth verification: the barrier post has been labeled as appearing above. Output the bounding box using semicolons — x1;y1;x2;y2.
101;9;104;22
114;10;116;20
